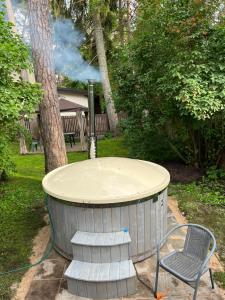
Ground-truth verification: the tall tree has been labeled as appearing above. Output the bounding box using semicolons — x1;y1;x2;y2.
92;6;118;132
52;0;119;132
28;0;67;172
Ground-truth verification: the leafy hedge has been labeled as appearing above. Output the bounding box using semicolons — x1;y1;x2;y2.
113;0;225;168
0;5;41;179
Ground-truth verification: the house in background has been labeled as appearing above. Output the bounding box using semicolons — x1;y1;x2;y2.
24;87;109;152
57;87;102;116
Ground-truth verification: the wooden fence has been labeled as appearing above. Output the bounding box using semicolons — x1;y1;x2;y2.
61;114;110;136
62;116;81;136
25;113;127;140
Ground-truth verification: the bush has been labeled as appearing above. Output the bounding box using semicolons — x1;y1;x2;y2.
112;0;225;168
0;4;41;179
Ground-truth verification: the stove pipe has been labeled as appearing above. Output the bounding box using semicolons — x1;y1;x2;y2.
88;79;97;159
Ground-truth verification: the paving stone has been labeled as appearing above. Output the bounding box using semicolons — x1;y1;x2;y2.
25;279;60;300
33;259;65;280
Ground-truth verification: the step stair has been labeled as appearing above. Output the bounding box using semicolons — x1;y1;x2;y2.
65;230;136;298
71;230;131;263
65;260;136;299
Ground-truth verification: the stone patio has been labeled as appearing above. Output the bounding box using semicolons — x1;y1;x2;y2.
17;198;225;300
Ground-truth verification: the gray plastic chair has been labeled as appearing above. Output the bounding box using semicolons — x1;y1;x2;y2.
154;224;216;300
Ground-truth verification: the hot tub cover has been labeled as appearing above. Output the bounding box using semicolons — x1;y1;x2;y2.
42;157;170;204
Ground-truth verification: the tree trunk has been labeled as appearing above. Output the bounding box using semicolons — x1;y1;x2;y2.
127;0;132;40
28;0;67;172
118;0;125;46
93;13;118;133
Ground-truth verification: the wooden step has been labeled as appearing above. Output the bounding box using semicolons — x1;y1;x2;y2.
65;260;136;299
71;231;131;246
71;231;131;263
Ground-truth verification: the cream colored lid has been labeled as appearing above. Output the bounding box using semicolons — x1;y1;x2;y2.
42;157;170;204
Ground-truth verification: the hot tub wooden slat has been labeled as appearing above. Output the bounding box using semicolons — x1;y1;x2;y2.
102;208;112;232
144;200;151;250
85;208;94;232
112;207;121;232
87;282;97;299
137;202;145;254
128;204;138;257
48;188;168;262
111;243;121;262
101;247;111;263
94;209;103;232
120;206;129;230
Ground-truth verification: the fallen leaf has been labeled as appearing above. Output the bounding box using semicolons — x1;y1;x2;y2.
155;292;167;299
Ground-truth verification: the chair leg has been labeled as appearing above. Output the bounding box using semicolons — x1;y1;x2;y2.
209;268;215;289
193;280;200;300
154;261;160;298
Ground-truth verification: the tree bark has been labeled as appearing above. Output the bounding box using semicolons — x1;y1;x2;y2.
118;0;125;46
127;0;132;40
28;0;67;172
93;13;118;133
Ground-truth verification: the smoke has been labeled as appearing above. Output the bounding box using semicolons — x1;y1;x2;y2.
53;19;100;82
11;1;101;83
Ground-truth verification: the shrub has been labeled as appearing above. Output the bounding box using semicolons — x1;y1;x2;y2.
112;0;225;168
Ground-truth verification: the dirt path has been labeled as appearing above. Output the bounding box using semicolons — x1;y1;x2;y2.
13;225;50;300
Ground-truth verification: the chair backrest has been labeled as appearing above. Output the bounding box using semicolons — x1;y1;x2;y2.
183;225;212;262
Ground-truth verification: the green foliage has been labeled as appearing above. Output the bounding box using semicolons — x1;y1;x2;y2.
171;181;225;206
206;166;225;181
214;272;225;289
0;4;42;178
113;0;225;167
0;134;16;180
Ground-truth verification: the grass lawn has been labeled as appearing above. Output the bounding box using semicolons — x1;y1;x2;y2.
0;137;128;299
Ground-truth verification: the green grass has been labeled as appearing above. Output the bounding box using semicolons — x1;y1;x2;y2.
0;137;128;299
170;182;225;288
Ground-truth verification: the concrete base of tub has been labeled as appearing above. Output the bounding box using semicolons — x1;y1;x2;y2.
48;188;168;263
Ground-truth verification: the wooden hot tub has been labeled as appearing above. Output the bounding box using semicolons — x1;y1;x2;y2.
42;157;170;262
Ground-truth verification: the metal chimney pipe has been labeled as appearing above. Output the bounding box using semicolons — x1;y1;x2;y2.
88;79;97;159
